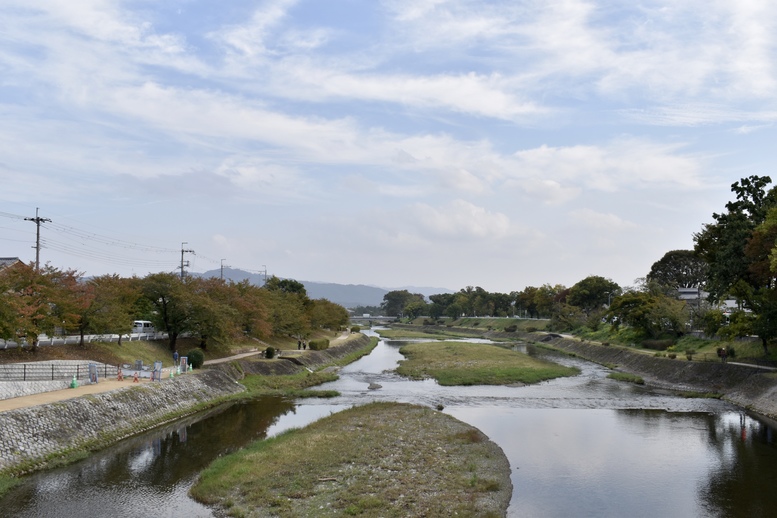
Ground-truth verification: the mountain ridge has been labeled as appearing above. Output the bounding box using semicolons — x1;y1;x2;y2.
195;268;452;308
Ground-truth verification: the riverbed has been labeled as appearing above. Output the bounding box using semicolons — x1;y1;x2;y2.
3;331;777;517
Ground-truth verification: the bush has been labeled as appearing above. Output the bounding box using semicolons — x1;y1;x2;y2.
265;346;276;359
526;326;538;333
642;339;673;351
187;348;205;369
350;326;361;333
504;325;517;333
309;339;330;351
423;319;436;326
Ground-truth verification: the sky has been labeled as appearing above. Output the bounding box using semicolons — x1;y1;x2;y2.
1;0;776;294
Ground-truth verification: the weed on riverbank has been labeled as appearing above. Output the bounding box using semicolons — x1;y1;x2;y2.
607;372;645;385
190;402;511;517
397;341;579;385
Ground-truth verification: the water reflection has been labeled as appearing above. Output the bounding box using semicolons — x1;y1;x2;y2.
3;333;777;517
2;397;297;517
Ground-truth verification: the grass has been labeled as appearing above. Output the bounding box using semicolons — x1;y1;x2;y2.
677;391;723;399
396;341;579;386
0;337;248;368
607;372;645;385
375;328;459;340
190;402;511;517
239;371;340;398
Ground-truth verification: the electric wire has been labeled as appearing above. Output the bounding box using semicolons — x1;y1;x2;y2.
2;210;262;275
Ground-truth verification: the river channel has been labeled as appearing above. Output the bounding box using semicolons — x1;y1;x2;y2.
3;330;777;517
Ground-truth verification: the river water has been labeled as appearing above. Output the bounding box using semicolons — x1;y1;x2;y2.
3;331;777;517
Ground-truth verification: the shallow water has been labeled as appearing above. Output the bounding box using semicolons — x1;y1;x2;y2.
3;331;777;517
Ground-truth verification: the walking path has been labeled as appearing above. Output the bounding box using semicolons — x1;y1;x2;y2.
0;332;353;413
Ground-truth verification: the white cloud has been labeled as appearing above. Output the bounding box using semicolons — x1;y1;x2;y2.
567;208;638;231
508;139;704;200
411;200;513;240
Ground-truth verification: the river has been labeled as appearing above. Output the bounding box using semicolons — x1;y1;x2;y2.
3;331;777;517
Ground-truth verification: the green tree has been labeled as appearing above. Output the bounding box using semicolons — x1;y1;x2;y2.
608;290;688;339
309;298;349;330
695;176;777;354
141;272;192;352
381;290;424;317
567;276;620;316
647;250;708;290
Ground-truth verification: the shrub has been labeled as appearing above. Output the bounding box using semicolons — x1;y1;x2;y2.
423;319;436;326
187;348;205;369
350;326;361;333
265;346;276;359
504;325;517;333
642;339;673;351
309;339;330;351
526;326;538;333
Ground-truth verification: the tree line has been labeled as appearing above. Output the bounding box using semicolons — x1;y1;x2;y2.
0;267;349;352
381;175;777;354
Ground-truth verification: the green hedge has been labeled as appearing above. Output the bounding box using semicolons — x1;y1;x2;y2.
187;348;205;369
309;339;330;351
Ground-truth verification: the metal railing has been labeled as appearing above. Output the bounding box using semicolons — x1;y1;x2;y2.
0;332;169;350
0;362;119;381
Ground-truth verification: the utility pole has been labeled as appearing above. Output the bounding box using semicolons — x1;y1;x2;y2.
179;242;194;280
25;208;51;271
261;265;267;285
220;258;228;280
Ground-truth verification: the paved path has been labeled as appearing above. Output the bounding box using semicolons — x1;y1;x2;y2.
0;376;165;413
0;332;353;413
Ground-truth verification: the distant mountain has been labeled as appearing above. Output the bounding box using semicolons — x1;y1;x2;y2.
196;268;452;308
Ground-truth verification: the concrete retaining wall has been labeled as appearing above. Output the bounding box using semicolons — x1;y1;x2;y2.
402;324;777;420
0;334;375;477
0;369;244;476
527;333;777;420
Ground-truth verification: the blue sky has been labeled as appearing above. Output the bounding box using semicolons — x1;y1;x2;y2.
1;0;776;293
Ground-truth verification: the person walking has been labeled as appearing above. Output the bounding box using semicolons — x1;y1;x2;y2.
173;350;179;365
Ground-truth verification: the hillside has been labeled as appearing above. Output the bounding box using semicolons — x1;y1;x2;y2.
196;268;451;308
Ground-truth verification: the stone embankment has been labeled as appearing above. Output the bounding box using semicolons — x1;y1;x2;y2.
395;324;777;420
207;334;373;379
531;333;777;420
0;335;375;477
0;369;244;476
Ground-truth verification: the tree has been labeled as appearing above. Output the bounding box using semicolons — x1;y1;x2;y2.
567;276;620;316
309;298;349;330
264;276;308;297
186;277;240;350
695;175;777;301
140;272;192;352
0;263;76;351
608;290;687;339
381;290;424;317
647;250;708;290
695;176;777;354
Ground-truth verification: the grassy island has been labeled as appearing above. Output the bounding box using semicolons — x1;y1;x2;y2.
396;341;579;385
191;402;512;517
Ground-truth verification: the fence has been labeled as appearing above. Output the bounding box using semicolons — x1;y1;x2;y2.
0;362;119;381
0;332;169;350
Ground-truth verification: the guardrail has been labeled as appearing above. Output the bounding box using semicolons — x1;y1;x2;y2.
0;332;169;350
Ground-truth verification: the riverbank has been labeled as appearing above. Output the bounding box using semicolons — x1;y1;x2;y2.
0;333;376;480
392;323;777;420
191;402;512;517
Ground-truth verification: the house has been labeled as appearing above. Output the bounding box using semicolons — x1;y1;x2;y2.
0;257;23;272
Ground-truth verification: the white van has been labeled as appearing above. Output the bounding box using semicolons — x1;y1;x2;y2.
132;320;155;334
